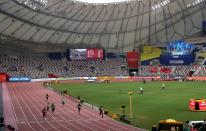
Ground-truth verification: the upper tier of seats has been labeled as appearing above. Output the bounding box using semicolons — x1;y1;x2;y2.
1;55;206;79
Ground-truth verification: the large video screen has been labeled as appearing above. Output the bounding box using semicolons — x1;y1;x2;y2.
86;49;103;59
167;40;193;55
70;49;87;60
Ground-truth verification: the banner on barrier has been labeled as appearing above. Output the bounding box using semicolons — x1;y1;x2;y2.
9;77;31;82
56;77;75;81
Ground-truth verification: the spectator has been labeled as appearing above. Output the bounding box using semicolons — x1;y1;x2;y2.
99;106;104;118
199;119;206;131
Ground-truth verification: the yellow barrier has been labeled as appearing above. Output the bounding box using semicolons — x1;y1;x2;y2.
112;114;117;119
97;76;114;82
197;52;206;58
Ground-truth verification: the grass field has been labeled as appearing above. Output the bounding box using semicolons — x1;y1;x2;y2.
51;81;206;130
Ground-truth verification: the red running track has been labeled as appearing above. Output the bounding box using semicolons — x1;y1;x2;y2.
3;82;145;131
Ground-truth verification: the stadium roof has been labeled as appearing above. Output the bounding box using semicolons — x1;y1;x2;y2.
0;0;205;51
75;0;133;4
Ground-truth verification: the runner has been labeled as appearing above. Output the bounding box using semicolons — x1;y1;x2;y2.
46;94;49;101
51;103;55;113
77;103;82;114
46;102;50;112
42;107;47;118
61;98;65;107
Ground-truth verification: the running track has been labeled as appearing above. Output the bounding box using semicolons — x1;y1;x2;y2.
3;82;145;131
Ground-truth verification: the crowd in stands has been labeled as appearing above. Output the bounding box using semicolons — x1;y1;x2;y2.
0;55;127;78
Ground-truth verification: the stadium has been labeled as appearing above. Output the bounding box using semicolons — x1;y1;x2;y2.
0;0;206;130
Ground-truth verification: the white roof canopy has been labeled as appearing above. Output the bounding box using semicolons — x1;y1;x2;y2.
0;0;205;51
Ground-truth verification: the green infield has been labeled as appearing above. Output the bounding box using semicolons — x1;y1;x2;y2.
50;81;206;130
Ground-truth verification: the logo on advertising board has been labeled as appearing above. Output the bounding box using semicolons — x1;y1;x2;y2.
9;77;31;82
189;99;195;110
172;55;179;58
199;101;206;110
169;60;184;64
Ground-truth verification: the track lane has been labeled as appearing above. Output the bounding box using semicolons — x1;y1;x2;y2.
7;82;145;131
15;86;62;131
18;83;94;131
8;83;36;131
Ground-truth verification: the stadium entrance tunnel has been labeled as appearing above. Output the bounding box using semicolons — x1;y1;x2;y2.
129;69;139;76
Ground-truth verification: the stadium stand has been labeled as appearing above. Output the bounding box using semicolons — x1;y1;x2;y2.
0;55;127;78
0;0;206;130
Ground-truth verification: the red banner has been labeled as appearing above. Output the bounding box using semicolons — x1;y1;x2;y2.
48;73;59;78
127;52;139;69
0;75;7;82
86;49;103;59
160;67;172;73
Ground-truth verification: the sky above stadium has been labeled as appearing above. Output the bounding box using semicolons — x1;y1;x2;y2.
76;0;131;3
